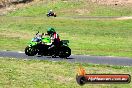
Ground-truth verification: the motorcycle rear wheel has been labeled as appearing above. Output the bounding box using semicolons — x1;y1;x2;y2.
54;14;56;17
58;46;71;58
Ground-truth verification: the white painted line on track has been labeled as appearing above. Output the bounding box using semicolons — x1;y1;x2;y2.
3;50;8;51
71;54;90;56
106;56;115;57
18;51;24;53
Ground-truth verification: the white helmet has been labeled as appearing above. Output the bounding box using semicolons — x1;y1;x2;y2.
50;9;53;12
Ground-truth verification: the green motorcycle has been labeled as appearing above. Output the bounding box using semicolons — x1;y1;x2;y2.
25;36;71;58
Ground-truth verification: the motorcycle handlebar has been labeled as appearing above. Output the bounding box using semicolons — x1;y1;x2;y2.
36;31;39;35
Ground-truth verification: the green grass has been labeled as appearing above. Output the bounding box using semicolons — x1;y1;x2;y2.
7;0;83;16
7;0;132;16
0;57;132;88
0;16;132;57
88;3;132;16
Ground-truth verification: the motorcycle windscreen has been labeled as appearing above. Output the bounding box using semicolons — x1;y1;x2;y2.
31;38;39;42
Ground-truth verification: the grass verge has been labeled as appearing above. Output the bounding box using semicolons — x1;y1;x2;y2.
0;57;132;88
7;0;132;16
0;17;132;57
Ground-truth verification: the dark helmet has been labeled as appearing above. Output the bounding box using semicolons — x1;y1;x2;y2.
47;27;55;35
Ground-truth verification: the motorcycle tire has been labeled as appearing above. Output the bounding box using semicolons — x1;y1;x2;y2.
54;14;56;17
47;14;50;17
25;46;37;56
58;46;71;58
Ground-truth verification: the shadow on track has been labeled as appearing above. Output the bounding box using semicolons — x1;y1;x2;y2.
66;57;74;59
36;55;74;59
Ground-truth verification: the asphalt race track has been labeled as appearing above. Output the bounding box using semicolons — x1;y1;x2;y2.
0;51;132;66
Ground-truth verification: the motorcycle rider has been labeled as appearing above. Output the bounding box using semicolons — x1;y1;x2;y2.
46;27;60;50
48;9;54;15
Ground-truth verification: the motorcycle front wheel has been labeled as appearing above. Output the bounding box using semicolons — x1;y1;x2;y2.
25;46;37;56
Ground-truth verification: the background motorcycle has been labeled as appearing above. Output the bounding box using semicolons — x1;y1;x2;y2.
46;12;57;17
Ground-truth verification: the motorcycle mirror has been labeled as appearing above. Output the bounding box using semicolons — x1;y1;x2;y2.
36;31;39;35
